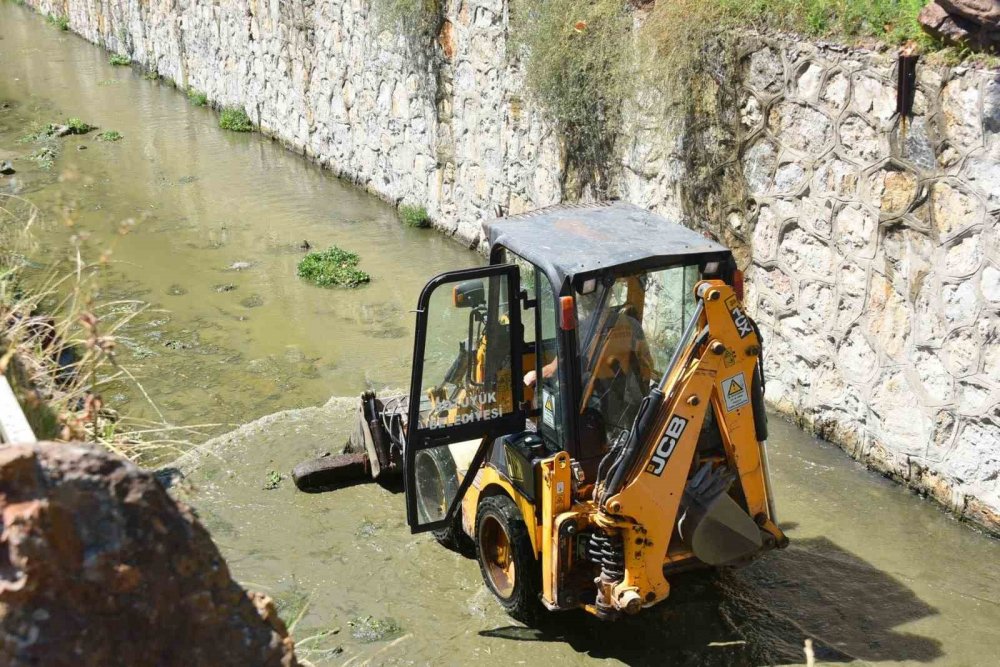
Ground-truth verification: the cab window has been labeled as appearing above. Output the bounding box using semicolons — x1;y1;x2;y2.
576;264;699;443
497;249;564;449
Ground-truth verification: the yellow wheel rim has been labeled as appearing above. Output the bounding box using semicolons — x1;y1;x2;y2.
481;514;516;598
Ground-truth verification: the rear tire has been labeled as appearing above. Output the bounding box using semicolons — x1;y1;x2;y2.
475;494;540;622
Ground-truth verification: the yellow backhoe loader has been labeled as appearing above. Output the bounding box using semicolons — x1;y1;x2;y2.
294;202;787;620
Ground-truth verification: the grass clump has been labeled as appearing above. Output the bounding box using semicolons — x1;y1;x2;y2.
66;117;95;135
46;13;69;31
187;89;209;107
97;130;123;142
108;53;131;67
1;195;195;462
297;246;371;288
219;107;253;132
399;204;430;228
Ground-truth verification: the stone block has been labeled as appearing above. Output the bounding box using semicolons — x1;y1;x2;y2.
943;326;982;376
743;137;778;195
820;70;850;110
931;180;986;238
767;101;834;158
942;77;984;152
837;324;879;381
746;47;784;95
839;114;889;165
779;225;835;277
834;203;878;258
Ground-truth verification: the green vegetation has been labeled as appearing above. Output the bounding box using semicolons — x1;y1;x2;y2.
97;130;123;142
263;470;282;490
513;0;632;197
371;0;443;42
108;53;131;67
219;107;253;132
348;615;401;643
143;70;160;81
66;117;95;134
46;13;69;31
399;204;431;228
1;195;187;462
297;246;371;288
188;89;209;107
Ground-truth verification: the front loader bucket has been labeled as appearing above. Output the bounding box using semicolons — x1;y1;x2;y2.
292;391;407;492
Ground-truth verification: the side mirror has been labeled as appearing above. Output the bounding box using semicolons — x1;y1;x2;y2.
453;279;485;309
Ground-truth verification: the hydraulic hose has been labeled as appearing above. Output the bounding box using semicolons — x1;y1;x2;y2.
601;300;705;507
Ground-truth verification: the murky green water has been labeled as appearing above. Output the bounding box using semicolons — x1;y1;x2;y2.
2;4;998;666
0;1;479;435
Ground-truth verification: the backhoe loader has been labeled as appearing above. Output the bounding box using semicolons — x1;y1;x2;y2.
294;201;787;620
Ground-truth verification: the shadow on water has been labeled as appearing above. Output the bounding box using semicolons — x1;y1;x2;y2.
480;536;941;666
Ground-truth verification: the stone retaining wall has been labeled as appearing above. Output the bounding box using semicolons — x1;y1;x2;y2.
22;0;1000;532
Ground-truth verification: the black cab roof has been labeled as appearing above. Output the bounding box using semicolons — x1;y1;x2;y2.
483;201;731;289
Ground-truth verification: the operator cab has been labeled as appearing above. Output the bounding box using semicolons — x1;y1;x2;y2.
404;202;736;533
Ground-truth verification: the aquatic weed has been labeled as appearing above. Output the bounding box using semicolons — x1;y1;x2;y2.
348;615;402;643
187;89;209;107
297;246;372;288
399;204;430;228
66;117;95;134
263;469;282;490
219;107;253;132
46;13;69;31
108;53;131;67
97;130;123;142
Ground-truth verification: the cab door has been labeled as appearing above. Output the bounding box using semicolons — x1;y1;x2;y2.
405;264;526;533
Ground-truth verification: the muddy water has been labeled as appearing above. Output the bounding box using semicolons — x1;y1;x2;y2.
3;4;999;666
0;1;479;435
176;400;1000;667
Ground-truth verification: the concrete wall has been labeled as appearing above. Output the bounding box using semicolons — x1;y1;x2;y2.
24;0;1000;532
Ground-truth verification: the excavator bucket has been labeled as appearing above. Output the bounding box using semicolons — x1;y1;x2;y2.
676;463;763;566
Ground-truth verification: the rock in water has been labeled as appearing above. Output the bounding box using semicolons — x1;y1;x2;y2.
0;442;297;667
0;161;14;175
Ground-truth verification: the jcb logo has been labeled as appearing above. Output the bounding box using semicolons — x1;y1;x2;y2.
726;296;753;339
646;415;689;476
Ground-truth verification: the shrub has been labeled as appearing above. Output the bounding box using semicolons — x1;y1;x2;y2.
513;0;632;197
97;130;123;142
399;204;431;228
188;89;209;107
297;246;372;288
219;107;253;132
108;54;131;67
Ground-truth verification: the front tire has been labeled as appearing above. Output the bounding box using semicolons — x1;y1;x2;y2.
475;494;540;622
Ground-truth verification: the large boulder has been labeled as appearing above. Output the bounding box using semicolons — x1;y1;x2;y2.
919;0;1000;51
0;442;297;667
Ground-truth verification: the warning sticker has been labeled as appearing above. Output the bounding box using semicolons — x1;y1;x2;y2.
542;389;556;428
721;372;750;412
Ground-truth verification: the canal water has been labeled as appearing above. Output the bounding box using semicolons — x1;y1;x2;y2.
0;0;479;436
2;4;998;666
